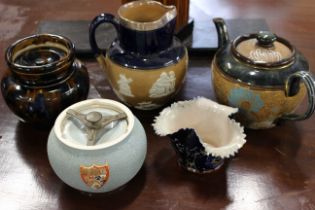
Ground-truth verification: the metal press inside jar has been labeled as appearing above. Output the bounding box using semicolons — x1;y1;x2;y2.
54;99;134;150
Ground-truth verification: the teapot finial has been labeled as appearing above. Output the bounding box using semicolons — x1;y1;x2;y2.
256;31;277;48
213;18;230;49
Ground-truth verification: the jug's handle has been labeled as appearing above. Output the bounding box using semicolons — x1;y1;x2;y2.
89;13;119;57
282;71;315;121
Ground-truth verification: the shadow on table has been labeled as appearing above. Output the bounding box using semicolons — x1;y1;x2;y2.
57;164;147;210
244;121;307;190
151;121;308;208
15;122;63;195
15;121;147;209
153;146;232;209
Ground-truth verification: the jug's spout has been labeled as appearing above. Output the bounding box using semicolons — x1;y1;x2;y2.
213;18;230;49
162;3;177;16
89;0;178;56
118;0;177;31
152;2;177;27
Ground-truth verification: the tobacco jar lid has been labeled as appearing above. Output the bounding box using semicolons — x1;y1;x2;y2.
232;31;295;68
6;34;75;74
54;99;134;150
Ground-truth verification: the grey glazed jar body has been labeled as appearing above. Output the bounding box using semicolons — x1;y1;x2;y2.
47;99;147;193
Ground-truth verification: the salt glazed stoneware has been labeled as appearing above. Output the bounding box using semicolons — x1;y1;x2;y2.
47;99;147;193
1;34;89;125
211;18;315;129
89;0;188;110
153;97;246;173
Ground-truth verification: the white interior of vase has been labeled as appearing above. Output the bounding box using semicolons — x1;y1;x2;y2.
153;97;246;158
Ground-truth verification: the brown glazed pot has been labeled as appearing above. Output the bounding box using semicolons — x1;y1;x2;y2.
1;34;89;126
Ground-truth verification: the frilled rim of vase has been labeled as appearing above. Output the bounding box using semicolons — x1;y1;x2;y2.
118;0;177;31
152;97;247;158
5;33;75;75
54;99;134;151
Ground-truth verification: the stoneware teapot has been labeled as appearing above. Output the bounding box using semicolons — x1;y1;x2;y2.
47;99;147;193
211;18;315;129
89;0;188;110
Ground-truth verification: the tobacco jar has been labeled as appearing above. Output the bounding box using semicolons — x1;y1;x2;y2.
47;99;147;193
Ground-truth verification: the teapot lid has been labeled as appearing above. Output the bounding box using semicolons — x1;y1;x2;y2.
232;31;295;67
54;99;134;150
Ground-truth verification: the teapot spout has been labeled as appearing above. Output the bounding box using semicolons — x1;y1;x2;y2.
213;18;230;49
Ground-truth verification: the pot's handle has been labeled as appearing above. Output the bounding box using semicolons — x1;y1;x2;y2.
89;13;119;57
282;71;315;121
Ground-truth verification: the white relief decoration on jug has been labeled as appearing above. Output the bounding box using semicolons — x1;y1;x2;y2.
249;48;282;63
149;71;176;98
113;88;127;102
117;74;134;97
135;101;161;110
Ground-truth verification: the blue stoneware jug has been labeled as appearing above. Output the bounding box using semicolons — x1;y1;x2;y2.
89;0;188;110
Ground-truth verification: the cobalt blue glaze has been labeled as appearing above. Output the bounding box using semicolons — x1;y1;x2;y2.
118;18;176;54
168;128;223;173
89;13;176;56
89;13;119;56
108;38;185;69
216;46;309;88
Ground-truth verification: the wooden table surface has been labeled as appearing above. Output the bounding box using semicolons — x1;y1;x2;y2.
1;0;315;209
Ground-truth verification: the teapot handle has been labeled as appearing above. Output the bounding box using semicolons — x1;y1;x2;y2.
282;71;315;121
89;13;119;56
